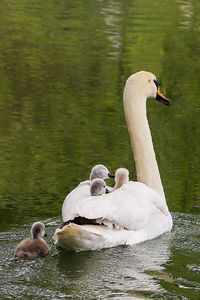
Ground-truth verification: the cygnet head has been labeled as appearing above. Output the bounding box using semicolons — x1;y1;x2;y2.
31;222;46;239
114;168;129;190
90;178;108;196
124;71;170;105
90;164;115;181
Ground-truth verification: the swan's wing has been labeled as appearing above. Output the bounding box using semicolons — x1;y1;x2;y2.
63;181;169;230
62;180;91;222
77;180;91;187
62;180;115;222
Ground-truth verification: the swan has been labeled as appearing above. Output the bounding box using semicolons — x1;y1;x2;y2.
14;222;49;259
53;71;173;251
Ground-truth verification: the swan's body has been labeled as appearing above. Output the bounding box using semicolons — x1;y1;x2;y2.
14;222;49;259
54;71;172;251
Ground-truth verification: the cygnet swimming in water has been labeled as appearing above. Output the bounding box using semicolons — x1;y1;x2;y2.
14;222;49;259
113;168;129;190
90;178;110;196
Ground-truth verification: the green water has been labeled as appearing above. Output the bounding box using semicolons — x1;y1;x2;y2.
0;0;199;299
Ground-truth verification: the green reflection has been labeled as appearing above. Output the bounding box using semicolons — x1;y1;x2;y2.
0;0;199;233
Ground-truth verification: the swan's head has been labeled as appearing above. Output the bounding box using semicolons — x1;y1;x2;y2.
31;222;46;239
90;178;108;196
125;71;170;105
114;168;129;188
90;164;115;181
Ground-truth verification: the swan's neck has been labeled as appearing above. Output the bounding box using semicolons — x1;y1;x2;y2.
123;86;165;199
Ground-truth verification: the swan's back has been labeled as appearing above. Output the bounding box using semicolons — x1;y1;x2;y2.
62;181;171;231
54;182;172;251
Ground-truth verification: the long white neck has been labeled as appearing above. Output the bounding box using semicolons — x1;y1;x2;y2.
123;83;165;200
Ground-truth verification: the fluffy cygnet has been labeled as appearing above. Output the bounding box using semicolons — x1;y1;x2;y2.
14;222;49;259
90;164;115;181
90;178;110;196
113;168;129;190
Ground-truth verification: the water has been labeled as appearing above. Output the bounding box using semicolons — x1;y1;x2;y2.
0;0;199;299
1;213;199;299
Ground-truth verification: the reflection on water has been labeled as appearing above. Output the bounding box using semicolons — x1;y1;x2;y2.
0;0;199;231
0;0;200;299
0;213;199;299
101;0;122;59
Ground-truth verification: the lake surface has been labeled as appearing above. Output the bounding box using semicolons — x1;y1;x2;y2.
0;0;199;299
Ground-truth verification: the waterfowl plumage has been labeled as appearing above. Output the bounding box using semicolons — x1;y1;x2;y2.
90;178;108;196
113;168;129;190
14;222;49;259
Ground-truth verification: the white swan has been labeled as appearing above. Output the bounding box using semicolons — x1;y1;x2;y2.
53;71;173;251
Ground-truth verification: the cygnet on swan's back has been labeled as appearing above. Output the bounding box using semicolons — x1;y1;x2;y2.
14;222;50;259
113;168;129;190
90;164;115;181
90;178;110;196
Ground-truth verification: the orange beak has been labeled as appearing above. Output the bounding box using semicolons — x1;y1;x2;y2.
156;87;170;105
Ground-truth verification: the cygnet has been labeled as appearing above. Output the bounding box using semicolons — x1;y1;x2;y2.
90;164;115;181
14;222;49;259
90;178;110;196
113;168;129;190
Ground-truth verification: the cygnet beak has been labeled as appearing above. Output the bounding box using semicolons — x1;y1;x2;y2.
105;188;110;194
44;233;47;237
108;173;115;178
